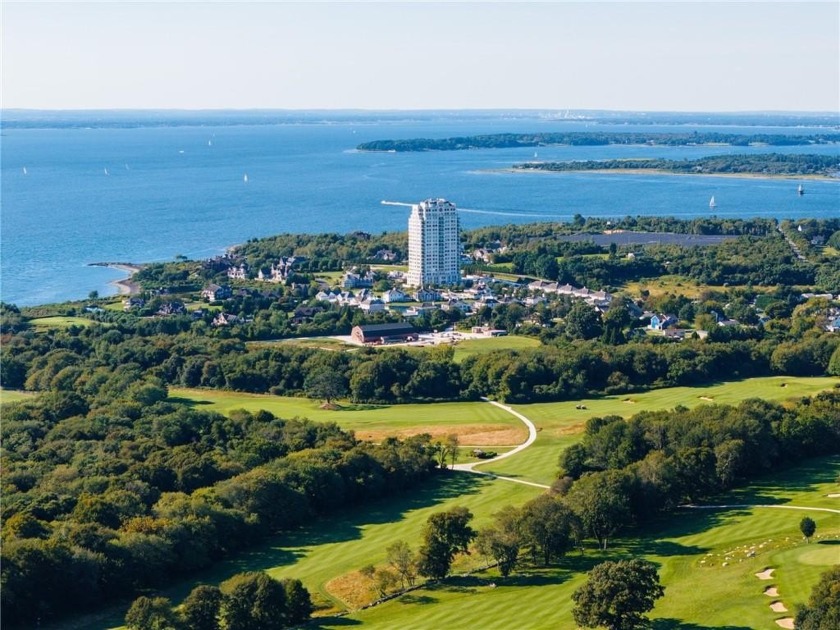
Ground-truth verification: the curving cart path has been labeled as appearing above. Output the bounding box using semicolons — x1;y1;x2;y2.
452;398;550;489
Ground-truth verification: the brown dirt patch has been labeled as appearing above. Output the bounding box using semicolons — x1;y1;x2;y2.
357;424;527;447
326;570;374;610
552;422;586;436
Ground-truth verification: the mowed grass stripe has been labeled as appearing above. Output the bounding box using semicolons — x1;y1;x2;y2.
339;457;840;630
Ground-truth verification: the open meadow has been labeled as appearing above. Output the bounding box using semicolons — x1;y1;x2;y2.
170;388;526;446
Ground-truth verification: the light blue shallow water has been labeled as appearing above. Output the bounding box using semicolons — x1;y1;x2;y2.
1;112;838;305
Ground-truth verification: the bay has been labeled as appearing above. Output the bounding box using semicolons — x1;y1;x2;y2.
1;111;838;306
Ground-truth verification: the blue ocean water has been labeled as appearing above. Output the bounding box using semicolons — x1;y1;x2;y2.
2;112;838;306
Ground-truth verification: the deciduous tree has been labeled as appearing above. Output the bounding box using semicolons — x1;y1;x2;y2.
572;558;665;630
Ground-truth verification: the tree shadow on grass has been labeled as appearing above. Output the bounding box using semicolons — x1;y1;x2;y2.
395;594;438;605
306;614;363;628
202;472;489;576
624;538;710;558
168;396;212;406
714;456;840;505
652;619;753;630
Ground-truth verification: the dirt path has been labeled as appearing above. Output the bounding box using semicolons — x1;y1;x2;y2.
452;399;550;489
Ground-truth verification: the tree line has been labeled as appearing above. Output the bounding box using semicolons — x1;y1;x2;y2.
514;153;840;177
356;132;840;152
1;374;441;627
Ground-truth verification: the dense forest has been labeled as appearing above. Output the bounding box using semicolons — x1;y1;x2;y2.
356;132;840;152
513;153;840;177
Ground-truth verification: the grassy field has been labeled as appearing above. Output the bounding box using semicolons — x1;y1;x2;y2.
450;335;542;363
29;316;94;330
170;389;526;446
0;389;33;405
482;376;839;485
329;456;840;629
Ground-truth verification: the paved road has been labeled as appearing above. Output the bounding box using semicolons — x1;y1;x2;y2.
452;399;550;489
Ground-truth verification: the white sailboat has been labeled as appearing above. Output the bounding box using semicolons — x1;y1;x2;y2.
243;173;249;183
709;196;716;209
22;166;28;175
104;168;110;176
797;184;804;195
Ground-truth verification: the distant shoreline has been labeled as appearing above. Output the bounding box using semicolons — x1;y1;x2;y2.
497;168;837;181
89;262;144;296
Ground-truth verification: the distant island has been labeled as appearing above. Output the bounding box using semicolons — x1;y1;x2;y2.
356;132;840;152
511;153;840;178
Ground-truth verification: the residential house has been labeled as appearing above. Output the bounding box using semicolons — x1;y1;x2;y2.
414;287;442;302
201;284;232;302
382;288;409;303
226;264;248;280
649;314;678;330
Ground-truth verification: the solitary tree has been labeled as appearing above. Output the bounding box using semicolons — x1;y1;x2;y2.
417;506;475;580
304;370;348;407
572;558;665;630
800;516;817;543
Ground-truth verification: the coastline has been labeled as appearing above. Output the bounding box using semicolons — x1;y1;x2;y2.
89;262;143;296
500;167;838;181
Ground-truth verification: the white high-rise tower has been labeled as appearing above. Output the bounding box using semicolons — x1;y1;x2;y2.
406;198;461;287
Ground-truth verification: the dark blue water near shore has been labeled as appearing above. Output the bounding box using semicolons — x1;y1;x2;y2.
2;111;838;306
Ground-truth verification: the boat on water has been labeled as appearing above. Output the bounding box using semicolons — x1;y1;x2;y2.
709;196;716;209
798;184;804;195
243;173;249;183
104;168;109;176
22;166;27;175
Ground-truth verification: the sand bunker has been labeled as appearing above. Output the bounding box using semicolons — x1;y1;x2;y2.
827;493;840;498
699;396;714;401
755;568;775;580
770;602;788;613
775;618;794;629
764;586;779;597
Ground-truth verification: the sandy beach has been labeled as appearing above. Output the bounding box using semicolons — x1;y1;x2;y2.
89;262;143;296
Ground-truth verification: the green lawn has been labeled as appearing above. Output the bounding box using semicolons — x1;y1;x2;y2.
481;376;840;485
28;316;94;330
170;389;526;447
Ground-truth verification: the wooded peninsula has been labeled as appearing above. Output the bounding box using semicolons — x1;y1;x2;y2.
356;132;840;152
512;153;840;177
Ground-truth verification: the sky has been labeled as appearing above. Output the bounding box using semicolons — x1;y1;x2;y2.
2;1;838;112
